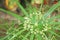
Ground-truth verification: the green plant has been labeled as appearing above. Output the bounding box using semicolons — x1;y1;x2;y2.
0;0;60;40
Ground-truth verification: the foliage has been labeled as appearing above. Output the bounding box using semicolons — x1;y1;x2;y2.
0;0;60;40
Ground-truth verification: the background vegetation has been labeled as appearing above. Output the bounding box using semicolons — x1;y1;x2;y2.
0;0;60;40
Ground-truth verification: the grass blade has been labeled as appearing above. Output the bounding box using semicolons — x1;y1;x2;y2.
30;34;34;40
36;34;42;40
22;32;30;40
9;29;25;40
44;1;60;19
0;8;24;22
